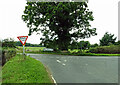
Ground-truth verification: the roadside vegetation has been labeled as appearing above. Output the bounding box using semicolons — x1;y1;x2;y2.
17;46;46;53
2;54;53;84
1;38;16;66
1;38;53;84
17;45;120;56
1;38;17;84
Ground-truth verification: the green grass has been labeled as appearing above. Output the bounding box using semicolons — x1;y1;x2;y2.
17;46;46;52
17;46;120;56
2;54;53;84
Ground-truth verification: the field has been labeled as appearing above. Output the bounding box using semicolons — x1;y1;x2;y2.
17;46;46;52
16;46;120;56
17;46;86;53
2;54;53;83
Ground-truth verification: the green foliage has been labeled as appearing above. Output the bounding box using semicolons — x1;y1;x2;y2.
1;38;16;66
68;40;78;50
16;46;120;56
15;41;22;46
22;2;97;50
90;43;98;48
17;46;46;53
2;48;16;66
2;54;52;83
114;40;120;45
89;45;120;54
4;48;16;61
2;38;16;48
40;39;59;51
68;40;90;50
16;41;43;47
100;32;117;46
78;41;90;50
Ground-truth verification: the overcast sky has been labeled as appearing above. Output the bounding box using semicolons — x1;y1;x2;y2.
0;0;119;44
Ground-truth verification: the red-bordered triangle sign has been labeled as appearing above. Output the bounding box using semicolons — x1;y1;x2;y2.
17;36;28;45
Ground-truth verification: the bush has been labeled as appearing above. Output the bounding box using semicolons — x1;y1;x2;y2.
5;48;16;61
2;48;16;66
89;45;120;54
2;38;16;48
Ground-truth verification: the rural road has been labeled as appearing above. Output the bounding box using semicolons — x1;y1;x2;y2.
27;53;118;84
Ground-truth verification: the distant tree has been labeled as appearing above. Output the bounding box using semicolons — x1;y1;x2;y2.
68;40;78;50
100;32;117;46
16;41;43;47
78;41;90;50
22;2;97;50
25;43;31;46
40;39;59;51
2;38;16;48
16;41;22;46
90;43;98;48
114;40;120;45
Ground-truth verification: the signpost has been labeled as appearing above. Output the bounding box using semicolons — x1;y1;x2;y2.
17;36;28;55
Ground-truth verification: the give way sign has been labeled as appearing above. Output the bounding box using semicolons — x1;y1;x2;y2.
17;36;28;45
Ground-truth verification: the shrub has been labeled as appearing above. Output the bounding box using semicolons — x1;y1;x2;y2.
89;45;120;54
2;48;16;66
2;38;16;48
5;48;16;61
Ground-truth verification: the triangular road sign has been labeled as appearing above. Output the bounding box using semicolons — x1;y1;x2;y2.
17;36;28;45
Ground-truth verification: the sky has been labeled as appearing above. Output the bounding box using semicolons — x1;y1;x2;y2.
0;0;119;44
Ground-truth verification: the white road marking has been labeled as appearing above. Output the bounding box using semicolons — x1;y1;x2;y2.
56;60;61;63
62;63;66;66
51;75;57;85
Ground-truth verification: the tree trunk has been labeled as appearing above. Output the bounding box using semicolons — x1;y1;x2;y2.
58;34;71;51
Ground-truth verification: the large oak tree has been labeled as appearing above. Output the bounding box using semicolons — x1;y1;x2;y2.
22;1;97;50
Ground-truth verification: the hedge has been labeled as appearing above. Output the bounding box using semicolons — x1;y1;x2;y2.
89;45;120;54
2;48;16;66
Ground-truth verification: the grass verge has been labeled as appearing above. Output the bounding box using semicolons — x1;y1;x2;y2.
2;54;53;84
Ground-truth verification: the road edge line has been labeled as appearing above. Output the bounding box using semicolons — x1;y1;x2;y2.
51;74;57;85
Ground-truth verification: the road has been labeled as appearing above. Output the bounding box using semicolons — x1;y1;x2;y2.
27;54;118;83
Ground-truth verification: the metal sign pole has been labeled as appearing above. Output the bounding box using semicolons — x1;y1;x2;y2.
23;45;25;55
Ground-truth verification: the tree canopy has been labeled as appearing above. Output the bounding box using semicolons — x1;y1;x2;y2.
100;32;117;46
22;2;97;50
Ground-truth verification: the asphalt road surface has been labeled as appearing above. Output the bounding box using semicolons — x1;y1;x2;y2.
27;54;118;83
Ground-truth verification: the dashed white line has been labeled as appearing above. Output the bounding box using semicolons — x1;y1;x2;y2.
62;63;66;66
56;60;61;63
